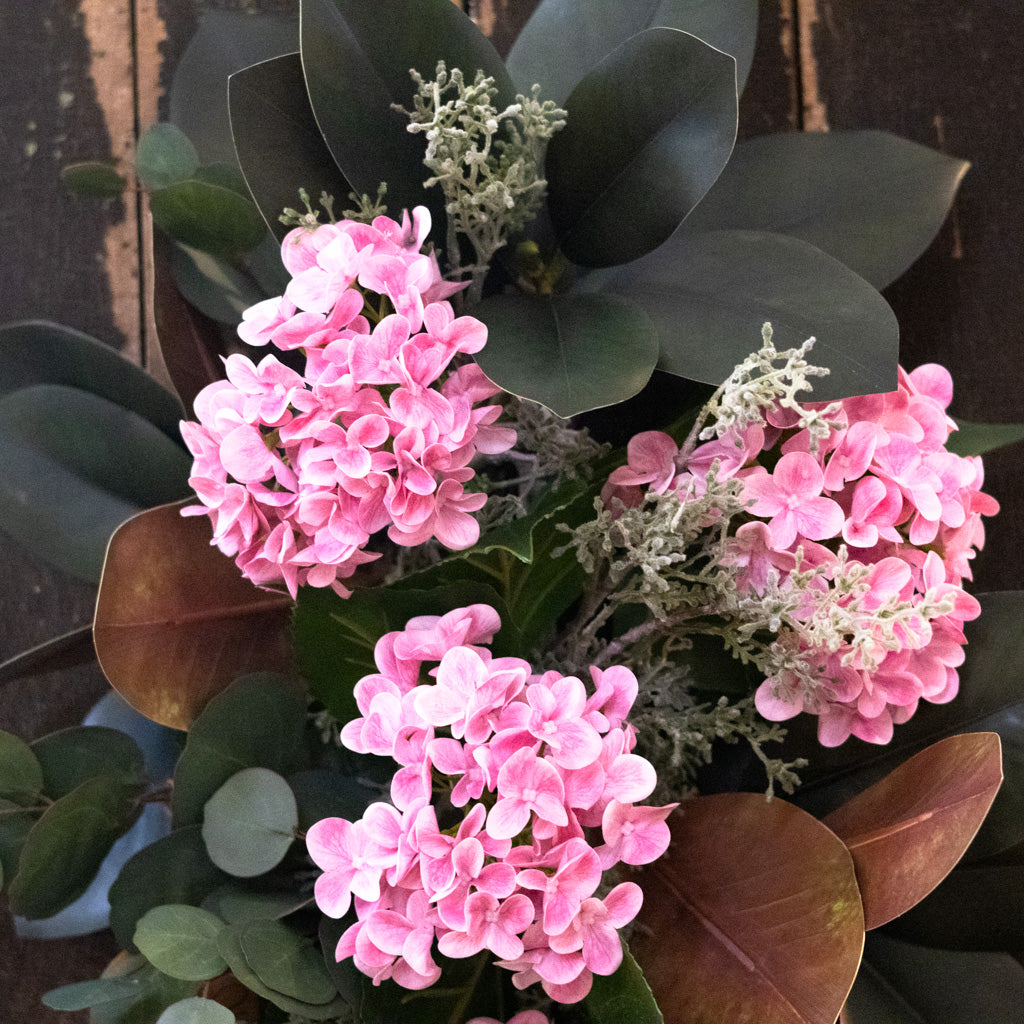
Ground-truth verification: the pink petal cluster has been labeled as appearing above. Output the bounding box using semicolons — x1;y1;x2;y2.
604;364;998;746
180;208;515;597
306;604;676;1003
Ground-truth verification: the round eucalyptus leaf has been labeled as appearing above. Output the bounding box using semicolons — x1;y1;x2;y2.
32;725;146;800
202;767;298;877
59;161;127;198
155;997;236;1024
238;918;338;1004
0;731;44;803
134;904;227;981
169;242;267;326
150;179;267;257
136;123;200;191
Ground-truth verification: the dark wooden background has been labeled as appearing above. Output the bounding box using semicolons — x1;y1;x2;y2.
2;1;1022;1019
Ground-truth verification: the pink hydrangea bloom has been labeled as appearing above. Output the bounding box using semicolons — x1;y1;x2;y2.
307;605;676;1006
180;208;514;598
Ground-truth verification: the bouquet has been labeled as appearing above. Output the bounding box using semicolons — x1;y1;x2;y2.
3;2;1024;1022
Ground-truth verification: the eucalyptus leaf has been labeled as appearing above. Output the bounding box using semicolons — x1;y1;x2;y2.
0;731;44;804
82;953;199;1024
201;767;298;877
204;886;310;925
169;242;267;325
150;179;267;257
172;674;310;827
473;292;659;417
229;52;352;242
136;124;200;191
508;0;759;105
288;769;377;831
0;798;37;887
238;918;337;1004
155;998;236;1024
60;161;127;198
135;904;227;982
605;228;899;401
42;977;146;1012
8;773;144;919
32;725;146;799
946;418;1024;457
683;131;970;289
585;943;664;1024
0;320;184;441
300;0;513;234
545;28;737;267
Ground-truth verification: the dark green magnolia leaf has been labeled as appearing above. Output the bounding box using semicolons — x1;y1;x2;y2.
201;767;298;877
605;228;899;400
172;674;310;827
8;773;144;919
155;998;236;1024
787;592;1024;861
169;9;300;167
631;793;863;1024
0;625;96;687
585;943;664;1024
946;418;1024;457
229;52;352;242
683;131;970;290
546;28;737;267
0;731;44;803
473;292;659;416
823;733;1003;930
508;0;758;106
136;124;200;191
847;933;1024;1023
0;320;184;441
32;725;146;799
134;904;227;982
169;242;267;326
150;179;267;257
300;0;513;234
60;161;127;198
109;826;229;950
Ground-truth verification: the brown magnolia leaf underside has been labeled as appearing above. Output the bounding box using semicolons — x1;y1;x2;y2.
632;793;864;1024
823;731;1002;930
94;501;294;730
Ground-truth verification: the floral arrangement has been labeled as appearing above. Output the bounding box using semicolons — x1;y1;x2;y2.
3;2;1024;1023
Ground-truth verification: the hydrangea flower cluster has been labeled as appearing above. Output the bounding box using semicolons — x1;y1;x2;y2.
306;604;677;1003
180;207;516;597
604;360;998;746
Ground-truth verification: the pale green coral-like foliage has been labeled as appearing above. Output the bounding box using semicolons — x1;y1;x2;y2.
398;62;566;302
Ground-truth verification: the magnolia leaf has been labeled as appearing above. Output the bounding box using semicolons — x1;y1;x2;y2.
155;998;235;1024
846;933;1024;1023
8;774;144;919
631;793;863;1024
108;826;228;950
60;161;127;198
150;179;267;257
0;732;44;804
134;904;227;981
822;733;1003;930
169;241;267;326
201;767;298;877
0;319;184;441
546;28;737;267
136;124;200;191
683;131;970;289
473;292;658;416
585;943;664;1024
507;0;758;105
169;9;300;166
171;673;310;827
787;592;1024;861
229;52;352;242
94;502;295;731
31;725;146;799
946;418;1024;457
0;625;96;687
605;228;899;400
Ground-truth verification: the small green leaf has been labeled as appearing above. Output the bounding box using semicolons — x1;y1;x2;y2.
155;998;236;1024
546;28;737;267
136;123;200;190
135;905;227;981
150;179;267;256
169;242;267;326
585;943;664;1023
473;292;659;417
8;773;144;919
0;731;45;803
606;229;900;401
239;918;338;1004
202;767;298;877
229;52;352;242
60;161;127;198
42;977;144;1012
946;418;1024;457
32;725;146;799
172;674;310;827
683;130;970;289
204;886;309;925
